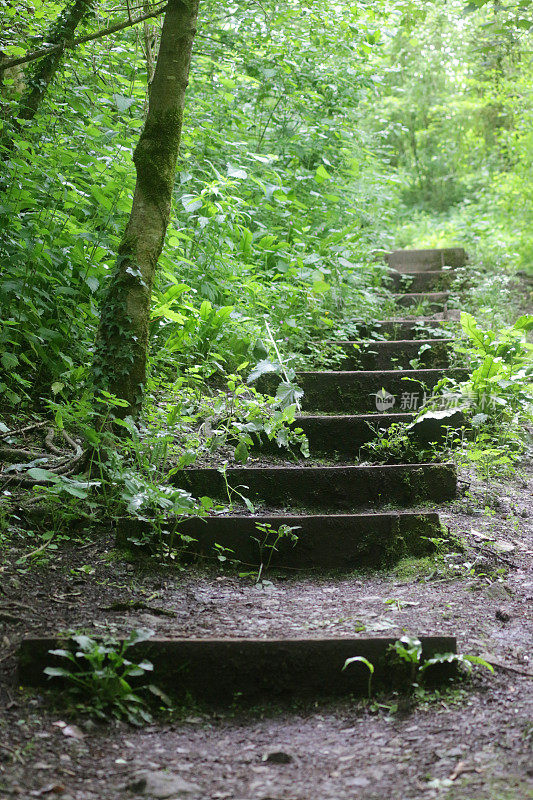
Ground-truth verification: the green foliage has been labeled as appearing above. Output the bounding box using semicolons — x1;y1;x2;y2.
433;313;533;479
361;421;434;464
389;635;494;684
342;656;375;699
363;0;533;268
251;521;300;584
0;0;396;411
44;629;170;725
341;636;494;704
457;312;533;417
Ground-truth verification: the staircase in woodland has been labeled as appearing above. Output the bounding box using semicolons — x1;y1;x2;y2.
19;247;468;703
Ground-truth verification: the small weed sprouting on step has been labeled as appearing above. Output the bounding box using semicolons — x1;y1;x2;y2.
360;421;434;464
342;656;374;699
218;463;256;514
44;629;171;725
243;522;300;584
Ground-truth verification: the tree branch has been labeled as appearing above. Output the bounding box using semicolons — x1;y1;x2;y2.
0;3;168;73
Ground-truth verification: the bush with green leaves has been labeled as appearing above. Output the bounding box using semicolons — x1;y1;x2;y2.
437;313;533;477
44;629;170;725
0;0;396;412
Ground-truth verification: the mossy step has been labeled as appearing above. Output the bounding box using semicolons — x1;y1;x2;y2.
117;511;441;569
389;270;454;293
386;247;466;272
294;368;468;413
328;338;453;370
393;291;450;308
354;318;448;340
173;463;457;508
294;409;465;455
18;635;458;704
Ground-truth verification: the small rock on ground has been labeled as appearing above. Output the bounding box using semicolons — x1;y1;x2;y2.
127;770;201;799
262;750;294;764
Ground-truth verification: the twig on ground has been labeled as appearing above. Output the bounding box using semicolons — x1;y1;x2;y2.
484;658;533;678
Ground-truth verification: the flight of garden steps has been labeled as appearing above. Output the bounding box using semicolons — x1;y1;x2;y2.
19;248;467;702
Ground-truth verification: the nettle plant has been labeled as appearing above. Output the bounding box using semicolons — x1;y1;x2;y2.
147;367;308;470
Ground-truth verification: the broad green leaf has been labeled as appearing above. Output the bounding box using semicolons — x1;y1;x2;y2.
26;468;61;483
315;164;331;183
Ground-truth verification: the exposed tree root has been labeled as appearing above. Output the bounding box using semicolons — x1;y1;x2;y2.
45;427;64;455
0;446;49;462
0;421;48;440
0;423;87;486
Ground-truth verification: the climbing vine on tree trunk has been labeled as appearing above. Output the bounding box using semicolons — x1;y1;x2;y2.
18;0;95;122
94;0;200;418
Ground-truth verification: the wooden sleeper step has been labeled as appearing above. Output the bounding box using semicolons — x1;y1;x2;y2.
174;463;457;508
388;270;454;293
294;367;468;413
393;291;450;308
353;318;449;339
19;635;458;704
293;409;465;455
328;338;453;370
386;247;466;272
117;511;442;569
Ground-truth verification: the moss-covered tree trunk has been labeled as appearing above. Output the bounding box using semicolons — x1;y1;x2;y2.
94;0;199;417
18;0;95;121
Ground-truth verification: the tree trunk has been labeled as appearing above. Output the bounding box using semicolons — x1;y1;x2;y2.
94;0;200;418
18;0;95;121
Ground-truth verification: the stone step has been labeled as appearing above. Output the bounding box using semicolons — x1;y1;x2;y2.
296;368;467;413
354;318;448;340
174;463;457;508
118;511;441;569
19;635;458;703
393;291;450;309
389;270;453;293
386;248;466;272
329;339;453;370
294;409;465;455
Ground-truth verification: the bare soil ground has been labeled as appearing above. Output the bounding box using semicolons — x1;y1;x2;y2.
1;465;532;800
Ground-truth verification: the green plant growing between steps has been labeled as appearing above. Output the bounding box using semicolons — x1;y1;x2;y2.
390;636;494;687
361;421;433;464
342;637;494;703
438;313;533;480
44;629;170;725
252;522;300;584
342;656;375;699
